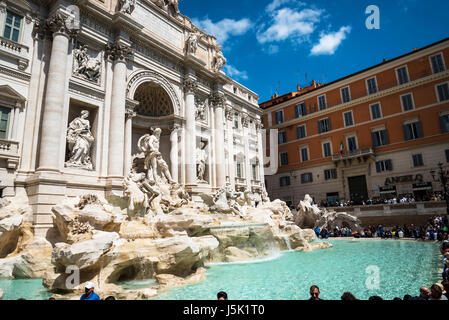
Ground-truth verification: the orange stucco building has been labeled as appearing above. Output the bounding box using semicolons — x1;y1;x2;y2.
261;37;449;207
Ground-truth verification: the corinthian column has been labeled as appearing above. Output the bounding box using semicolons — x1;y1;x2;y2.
124;107;136;176
105;41;132;178
225;106;235;189
170;124;181;183
183;78;198;185
37;13;77;172
211;92;226;188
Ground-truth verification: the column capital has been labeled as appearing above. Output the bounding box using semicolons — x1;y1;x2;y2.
46;11;79;39
241;114;250;128
183;78;198;94
105;41;133;62
125;108;136;119
209;91;226;108
255;118;263;131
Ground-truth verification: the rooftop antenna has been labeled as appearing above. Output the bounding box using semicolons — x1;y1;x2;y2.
305;72;308;85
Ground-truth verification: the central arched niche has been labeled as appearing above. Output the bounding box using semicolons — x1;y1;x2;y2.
133;82;174;117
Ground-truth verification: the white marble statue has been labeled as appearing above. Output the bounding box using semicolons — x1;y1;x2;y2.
120;0;136;14
196;140;208;183
186;30;203;54
66;110;94;170
73;45;101;82
138;127;175;184
167;0;180;15
213;47;226;72
195;98;207;121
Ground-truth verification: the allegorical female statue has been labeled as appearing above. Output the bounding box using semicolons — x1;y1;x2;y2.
66;110;94;169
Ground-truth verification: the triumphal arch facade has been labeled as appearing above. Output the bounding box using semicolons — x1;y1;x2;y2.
0;0;264;236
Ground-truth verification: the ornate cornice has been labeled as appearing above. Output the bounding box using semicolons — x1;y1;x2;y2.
105;42;133;62
183;78;198;94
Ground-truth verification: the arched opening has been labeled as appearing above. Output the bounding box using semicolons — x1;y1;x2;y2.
131;82;178;181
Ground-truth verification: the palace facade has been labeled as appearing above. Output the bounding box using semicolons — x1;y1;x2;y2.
261;37;449;207
0;0;265;237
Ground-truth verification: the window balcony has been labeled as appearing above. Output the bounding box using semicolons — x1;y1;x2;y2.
0;36;29;70
0;139;20;169
332;147;375;163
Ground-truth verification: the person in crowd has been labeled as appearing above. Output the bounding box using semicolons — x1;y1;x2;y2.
368;296;383;300
80;282;100;300
217;291;228;300
442;257;449;281
309;285;322;300
414;286;430;300
403;294;412;300
393;297;402;300
340;292;357;300
442;280;449;300
104;296;116;300
429;284;447;300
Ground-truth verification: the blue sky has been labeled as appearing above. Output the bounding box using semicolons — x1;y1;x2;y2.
178;0;449;103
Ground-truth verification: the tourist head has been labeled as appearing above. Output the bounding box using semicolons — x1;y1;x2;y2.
48;297;56;300
430;284;443;300
419;286;430;299
217;291;228;300
85;281;95;295
104;296;116;300
340;292;357;300
393;297;401;301
309;285;320;300
403;294;412;300
368;296;383;301
442;280;449;292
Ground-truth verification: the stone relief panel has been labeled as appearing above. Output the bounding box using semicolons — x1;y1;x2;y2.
72;43;102;84
195;96;208;123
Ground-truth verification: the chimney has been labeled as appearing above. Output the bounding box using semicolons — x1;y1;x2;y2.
312;80;317;88
413;47;418;51
297;84;301;92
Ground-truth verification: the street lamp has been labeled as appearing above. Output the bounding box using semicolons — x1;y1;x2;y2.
430;162;449;217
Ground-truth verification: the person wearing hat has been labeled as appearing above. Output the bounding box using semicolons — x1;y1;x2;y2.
80;282;100;300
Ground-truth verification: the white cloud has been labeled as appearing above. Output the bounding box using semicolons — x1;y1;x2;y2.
310;26;351;55
257;7;323;44
224;65;248;81
192;17;253;44
266;0;305;13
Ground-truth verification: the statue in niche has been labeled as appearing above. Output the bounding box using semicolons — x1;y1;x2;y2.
73;45;101;83
66;110;94;170
196;140;208;183
119;0;136;14
195;98;207;121
138;127;176;185
213;46;226;72
186;29;203;54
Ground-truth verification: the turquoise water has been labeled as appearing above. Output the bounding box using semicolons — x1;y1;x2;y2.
0;278;51;300
0;240;441;300
155;240;441;300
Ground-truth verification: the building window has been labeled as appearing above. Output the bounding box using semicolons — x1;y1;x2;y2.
372;129;390;147
403;121;423;141
318;118;331;133
324;168;337;180
0;107;11;139
295;102;306;118
300;147;309;162
370;103;382;120
412;154;424;167
446;149;449;163
347;136;357;151
280;152;289;166
396;66;409;85
343;111;354;127
439;114;449;133
278;131;287;144
3;11;22;43
437;83;449;102
318;95;327;110
233;113;239;129
296;125;306;139
376;160;393;172
252;164;257;180
366;77;378;94
275;110;284;124
301;173;313;183
430;53;445;74
280;176;291;187
401;94;414;111
322;142;332;158
341;87;351;103
236;162;243;178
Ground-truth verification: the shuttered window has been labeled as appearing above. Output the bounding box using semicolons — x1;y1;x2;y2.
401;94;414;111
322;142;332;157
372;129;390;147
0;107;11;139
396;67;409;85
376;160;393;172
318;118;331;133
301;173;313;183
403;121;423;141
324;169;337;180
275;110;284;124
280;152;289;166
412;154;424;167
437;83;449;102
296;125;306;139
341;87;351;103
295;103;306;118
431;54;445;74
280;176;290;187
318;95;327;110
367;77;378;94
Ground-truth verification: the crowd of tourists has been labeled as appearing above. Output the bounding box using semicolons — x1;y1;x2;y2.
320;192;445;208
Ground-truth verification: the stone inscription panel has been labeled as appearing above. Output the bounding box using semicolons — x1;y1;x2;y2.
134;4;183;49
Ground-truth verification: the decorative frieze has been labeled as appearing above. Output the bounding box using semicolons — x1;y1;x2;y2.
73;44;102;84
195;97;207;122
